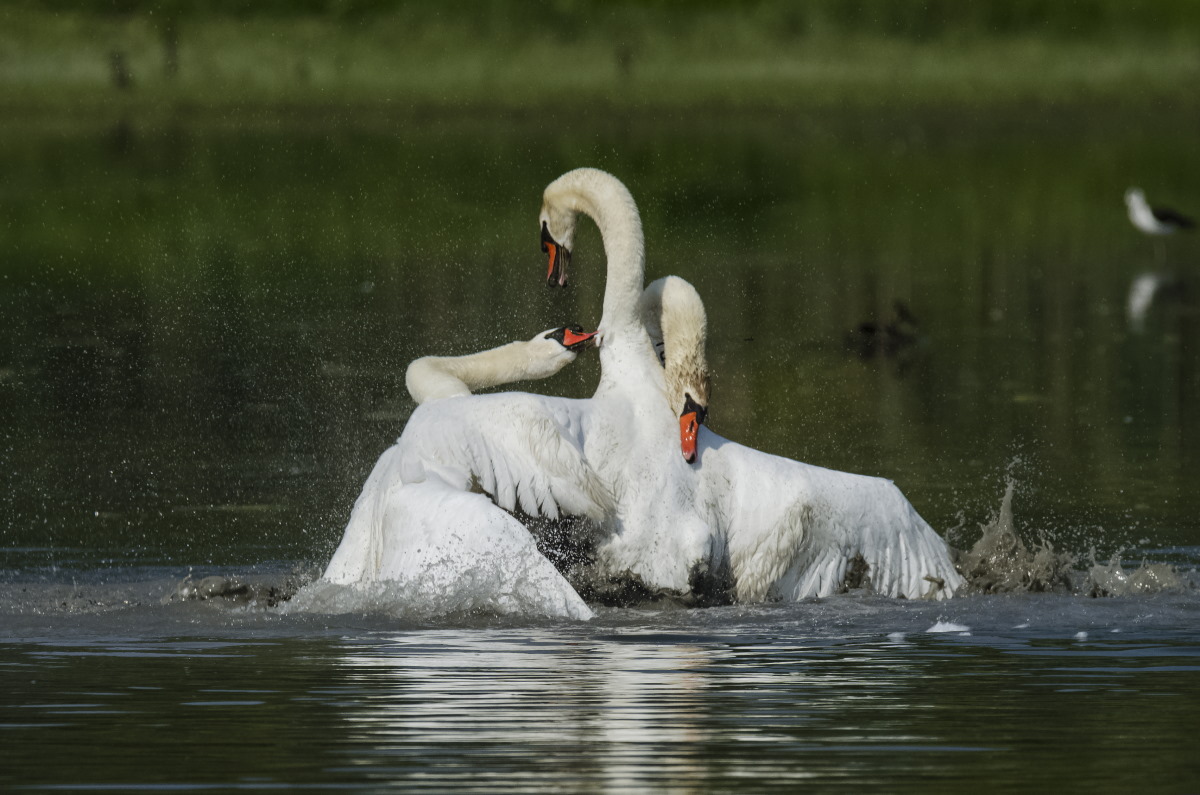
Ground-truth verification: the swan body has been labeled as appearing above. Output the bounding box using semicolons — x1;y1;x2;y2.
320;394;608;620
317;326;602;620
695;433;960;601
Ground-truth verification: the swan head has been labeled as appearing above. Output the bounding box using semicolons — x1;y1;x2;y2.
539;208;576;288
518;325;597;380
640;276;712;464
544;324;597;352
1125;187;1145;210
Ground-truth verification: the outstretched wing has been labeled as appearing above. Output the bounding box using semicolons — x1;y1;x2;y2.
395;391;614;523
1151;204;1196;229
700;432;963;601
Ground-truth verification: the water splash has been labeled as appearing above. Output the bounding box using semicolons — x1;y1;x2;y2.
953;476;1193;597
1085;553;1188;597
954;477;1076;593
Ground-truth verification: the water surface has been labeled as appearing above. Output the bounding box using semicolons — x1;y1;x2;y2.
2;106;1199;790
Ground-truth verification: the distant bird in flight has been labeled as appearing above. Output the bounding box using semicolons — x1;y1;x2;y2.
1125;188;1195;236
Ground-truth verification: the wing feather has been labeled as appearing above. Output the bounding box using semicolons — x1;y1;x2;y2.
396;392;612;523
701;432;963;601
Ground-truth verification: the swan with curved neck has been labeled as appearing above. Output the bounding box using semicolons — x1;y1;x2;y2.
538;168;961;603
406;325;596;405
540;169;668;402
313;168;960;619
640;276;710;463
539;168;716;594
317;323;602;620
542;171;709;461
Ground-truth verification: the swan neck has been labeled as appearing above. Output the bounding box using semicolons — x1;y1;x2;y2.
407;340;531;404
597;203;644;331
559;170;645;331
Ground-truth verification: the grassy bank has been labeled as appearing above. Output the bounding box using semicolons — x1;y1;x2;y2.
2;0;1199;115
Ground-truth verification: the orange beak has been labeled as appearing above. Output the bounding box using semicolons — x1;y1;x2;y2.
680;411;700;464
561;328;597;349
545;240;559;281
542;222;569;287
679;393;707;464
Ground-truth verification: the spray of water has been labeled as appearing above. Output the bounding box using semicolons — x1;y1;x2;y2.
953;476;1192;596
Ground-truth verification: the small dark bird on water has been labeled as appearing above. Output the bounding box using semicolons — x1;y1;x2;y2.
847;300;920;359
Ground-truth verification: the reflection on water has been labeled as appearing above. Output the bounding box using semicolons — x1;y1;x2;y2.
338;635;741;791
5;602;1200;792
1126;270;1187;332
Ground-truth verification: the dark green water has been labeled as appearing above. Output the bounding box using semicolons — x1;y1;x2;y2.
2;106;1199;791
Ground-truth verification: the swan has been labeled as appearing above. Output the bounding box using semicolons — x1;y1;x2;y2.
317;324;604;620
537;169;962;602
538;168;718;595
313;169;712;618
643;277;961;601
312;168;960;620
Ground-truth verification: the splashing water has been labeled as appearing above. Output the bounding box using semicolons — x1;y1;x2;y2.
152;473;1194;619
953;477;1193;597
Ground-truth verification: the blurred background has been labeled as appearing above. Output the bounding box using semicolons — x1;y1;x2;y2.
1;0;1198;569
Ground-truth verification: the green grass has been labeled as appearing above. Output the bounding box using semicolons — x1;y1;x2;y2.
2;1;1199;116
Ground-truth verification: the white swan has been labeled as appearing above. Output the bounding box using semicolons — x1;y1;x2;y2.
640;275;962;601
313;169;710;618
538;169;718;595
317;325;605;620
314;168;960;620
537;169;962;602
